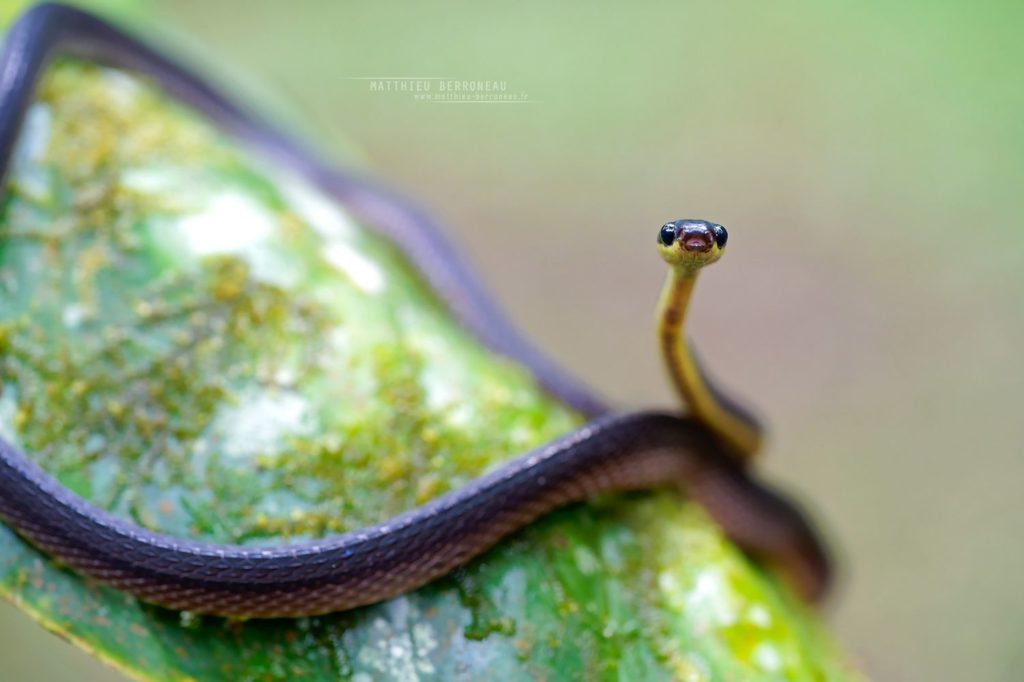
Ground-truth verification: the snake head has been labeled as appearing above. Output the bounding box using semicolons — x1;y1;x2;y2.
656;219;728;272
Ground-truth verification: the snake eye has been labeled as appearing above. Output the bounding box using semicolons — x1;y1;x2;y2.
659;224;677;246
713;224;728;249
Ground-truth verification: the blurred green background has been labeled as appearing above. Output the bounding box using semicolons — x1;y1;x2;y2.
1;1;1021;680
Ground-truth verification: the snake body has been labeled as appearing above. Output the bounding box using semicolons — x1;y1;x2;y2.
0;3;831;617
0;413;826;617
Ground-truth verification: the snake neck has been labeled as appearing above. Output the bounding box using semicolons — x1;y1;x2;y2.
657;270;700;409
656;269;760;462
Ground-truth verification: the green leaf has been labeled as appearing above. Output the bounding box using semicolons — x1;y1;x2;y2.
0;58;862;681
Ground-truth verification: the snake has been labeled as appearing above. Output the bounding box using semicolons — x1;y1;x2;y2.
0;3;831;618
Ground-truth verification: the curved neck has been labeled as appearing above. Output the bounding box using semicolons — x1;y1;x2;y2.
656;269;761;460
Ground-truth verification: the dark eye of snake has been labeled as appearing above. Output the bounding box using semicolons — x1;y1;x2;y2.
659;224;677;246
713;225;728;249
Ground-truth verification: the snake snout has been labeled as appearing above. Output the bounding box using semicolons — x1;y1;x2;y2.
680;227;714;253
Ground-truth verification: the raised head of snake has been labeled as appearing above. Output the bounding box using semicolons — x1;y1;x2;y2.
654;218;762;462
